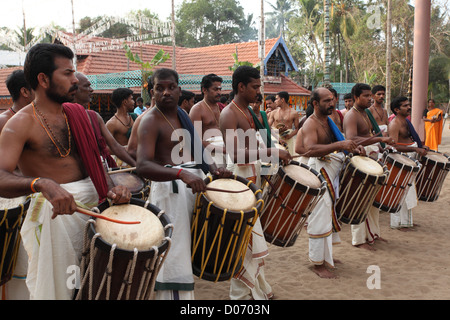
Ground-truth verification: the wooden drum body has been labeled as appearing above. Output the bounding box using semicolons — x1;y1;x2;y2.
77;198;173;300
260;161;326;247
374;152;421;213
336;156;388;225
0;197;30;286
191;176;263;282
415;151;450;202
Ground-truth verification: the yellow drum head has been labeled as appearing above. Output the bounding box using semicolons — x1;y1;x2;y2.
284;164;322;189
96;204;164;251
205;179;256;212
350;156;384;175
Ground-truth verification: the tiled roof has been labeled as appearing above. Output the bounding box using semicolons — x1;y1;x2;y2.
0;34;310;97
0;66;23;96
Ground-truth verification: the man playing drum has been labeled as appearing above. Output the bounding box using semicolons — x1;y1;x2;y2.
343;83;394;251
297;87;364;278
220;66;291;300
189;74;226;168
388;97;428;230
74;72;136;169
0;43;131;300
136;68;231;300
268;91;299;155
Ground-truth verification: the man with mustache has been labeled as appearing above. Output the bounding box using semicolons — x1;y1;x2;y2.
74;72;136;169
220;66;291;300
136;68;231;300
368;85;389;135
297;87;363;278
388;97;428;231
0;43;131;299
343;83;394;251
268;91;300;155
189;74;226;168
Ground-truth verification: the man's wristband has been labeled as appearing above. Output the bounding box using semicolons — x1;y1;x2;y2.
176;169;183;179
31;177;41;193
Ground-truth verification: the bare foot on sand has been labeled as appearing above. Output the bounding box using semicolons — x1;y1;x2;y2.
312;265;337;279
355;243;376;251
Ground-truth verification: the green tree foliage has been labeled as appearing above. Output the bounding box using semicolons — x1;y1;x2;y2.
175;0;257;47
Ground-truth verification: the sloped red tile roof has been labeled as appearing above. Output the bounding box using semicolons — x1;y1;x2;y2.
0;34;309;98
0;66;23;96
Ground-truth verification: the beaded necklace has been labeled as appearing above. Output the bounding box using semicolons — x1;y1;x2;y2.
32;101;71;158
231;100;254;129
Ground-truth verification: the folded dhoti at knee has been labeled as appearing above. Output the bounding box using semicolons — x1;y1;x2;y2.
20;177;99;300
307;153;345;266
151;163;205;300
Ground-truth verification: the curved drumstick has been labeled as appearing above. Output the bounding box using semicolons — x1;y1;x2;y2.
76;206;141;224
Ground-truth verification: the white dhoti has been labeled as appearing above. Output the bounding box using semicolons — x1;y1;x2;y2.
227;162;272;300
151;164;205;300
307;153;345;267
206;136;226;169
280;129;297;156
390;145;419;229
351;144;382;246
20;177;99;300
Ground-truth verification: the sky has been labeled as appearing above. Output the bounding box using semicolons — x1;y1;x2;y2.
0;0;276;32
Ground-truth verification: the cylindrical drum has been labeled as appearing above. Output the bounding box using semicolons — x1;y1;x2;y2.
109;170;150;200
374;152;421;213
260;161;326;247
415;151;450;202
191;176;263;282
0;196;30;286
336;155;388;224
76;198;173;300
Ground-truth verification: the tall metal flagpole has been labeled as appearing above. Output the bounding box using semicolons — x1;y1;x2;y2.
323;0;331;87
385;0;392;113
71;0;77;70
171;0;176;70
22;0;27;48
259;0;265;103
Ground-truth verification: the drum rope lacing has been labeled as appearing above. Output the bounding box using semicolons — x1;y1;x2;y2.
0;202;27;286
415;156;450;201
375;153;420;212
261;168;326;247
191;176;262;282
336;157;387;223
76;205;173;300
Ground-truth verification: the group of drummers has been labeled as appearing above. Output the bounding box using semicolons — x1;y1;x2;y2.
0;43;449;301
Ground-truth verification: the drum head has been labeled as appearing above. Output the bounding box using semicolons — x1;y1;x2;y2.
350;156;384;175
388;153;417;167
96;204;164;251
110;173;145;194
0;196;28;210
426;152;449;164
284;164;322;189
205;179;256;212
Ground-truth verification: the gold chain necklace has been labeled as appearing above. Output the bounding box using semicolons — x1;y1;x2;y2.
231;100;254;129
154;106;184;155
203;99;219;126
353;106;373;136
32;101;71;158
311;114;334;142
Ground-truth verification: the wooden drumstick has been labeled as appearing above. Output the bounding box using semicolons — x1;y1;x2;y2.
108;167;137;174
76;206;141;224
206;187;249;194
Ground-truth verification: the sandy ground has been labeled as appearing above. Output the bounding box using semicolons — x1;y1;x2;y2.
194;121;450;300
